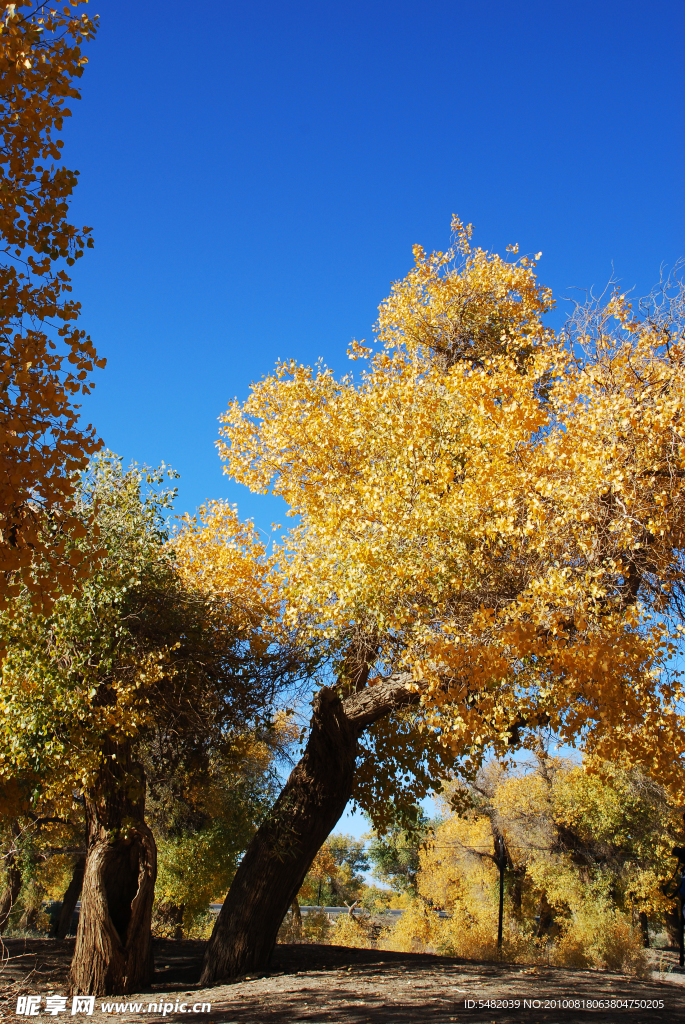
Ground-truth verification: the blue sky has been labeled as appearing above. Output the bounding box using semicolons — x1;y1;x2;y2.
67;0;684;529
61;0;683;837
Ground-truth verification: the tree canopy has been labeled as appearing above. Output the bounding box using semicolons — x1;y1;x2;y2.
217;218;685;794
0;453;293;817
0;1;103;605
0;452;308;991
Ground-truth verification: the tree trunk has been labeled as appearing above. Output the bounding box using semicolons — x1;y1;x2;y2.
664;903;680;948
0;822;23;933
155;903;185;940
536;894;554;938
0;862;22;933
638;910;650;948
19;905;39;930
291;897;302;938
53;856;86;939
200;674;418;984
510;867;525;922
69;740;157;996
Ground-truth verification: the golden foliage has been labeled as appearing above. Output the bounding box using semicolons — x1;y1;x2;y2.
171;500;280;652
550;908;647;974
331;912;375;949
493;756;678;922
296;834;369;907
0;1;103;603
378;755;673;972
218;218;685;787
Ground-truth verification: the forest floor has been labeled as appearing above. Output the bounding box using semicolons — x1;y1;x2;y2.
0;938;683;1024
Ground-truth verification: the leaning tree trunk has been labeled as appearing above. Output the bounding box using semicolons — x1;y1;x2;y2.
53;855;86;939
200;674;417;984
70;740;157;996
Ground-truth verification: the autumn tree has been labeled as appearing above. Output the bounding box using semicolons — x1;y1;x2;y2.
0;812;85;935
0;1;103;605
0;455;301;993
367;809;435;896
0;746;89;937
296;834;369;908
406;754;681;969
197;219;685;982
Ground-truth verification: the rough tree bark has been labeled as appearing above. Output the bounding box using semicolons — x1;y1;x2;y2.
69;740;157;996
200;673;418;984
53;855;86;939
638;910;650;948
0;860;22;933
0;822;22;933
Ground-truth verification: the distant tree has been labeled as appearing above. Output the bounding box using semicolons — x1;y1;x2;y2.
0;2;104;605
0;807;85;936
328;834;369;884
297;834;369;907
497;754;681;945
367;810;436;896
414;753;682;963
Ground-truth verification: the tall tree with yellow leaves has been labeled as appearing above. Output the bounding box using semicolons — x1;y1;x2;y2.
200;220;685;982
0;1;103;605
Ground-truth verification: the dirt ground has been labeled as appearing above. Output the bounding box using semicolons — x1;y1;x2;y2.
0;938;683;1024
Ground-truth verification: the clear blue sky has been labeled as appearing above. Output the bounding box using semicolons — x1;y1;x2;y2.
66;0;684;534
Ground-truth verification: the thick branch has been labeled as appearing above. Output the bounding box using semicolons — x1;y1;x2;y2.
342;672;421;729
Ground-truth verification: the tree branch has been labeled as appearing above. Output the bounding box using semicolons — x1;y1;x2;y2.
342;672;422;730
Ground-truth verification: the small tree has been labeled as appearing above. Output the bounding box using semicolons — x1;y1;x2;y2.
297;834;369;907
367;810;435;896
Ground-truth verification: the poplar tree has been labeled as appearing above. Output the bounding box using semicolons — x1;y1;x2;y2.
201;221;685;982
0;1;103;605
0;457;299;994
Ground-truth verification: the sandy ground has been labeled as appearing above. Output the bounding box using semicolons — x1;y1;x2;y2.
0;938;683;1024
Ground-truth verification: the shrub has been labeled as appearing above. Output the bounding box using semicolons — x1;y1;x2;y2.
332;912;375;949
551;908;648;976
